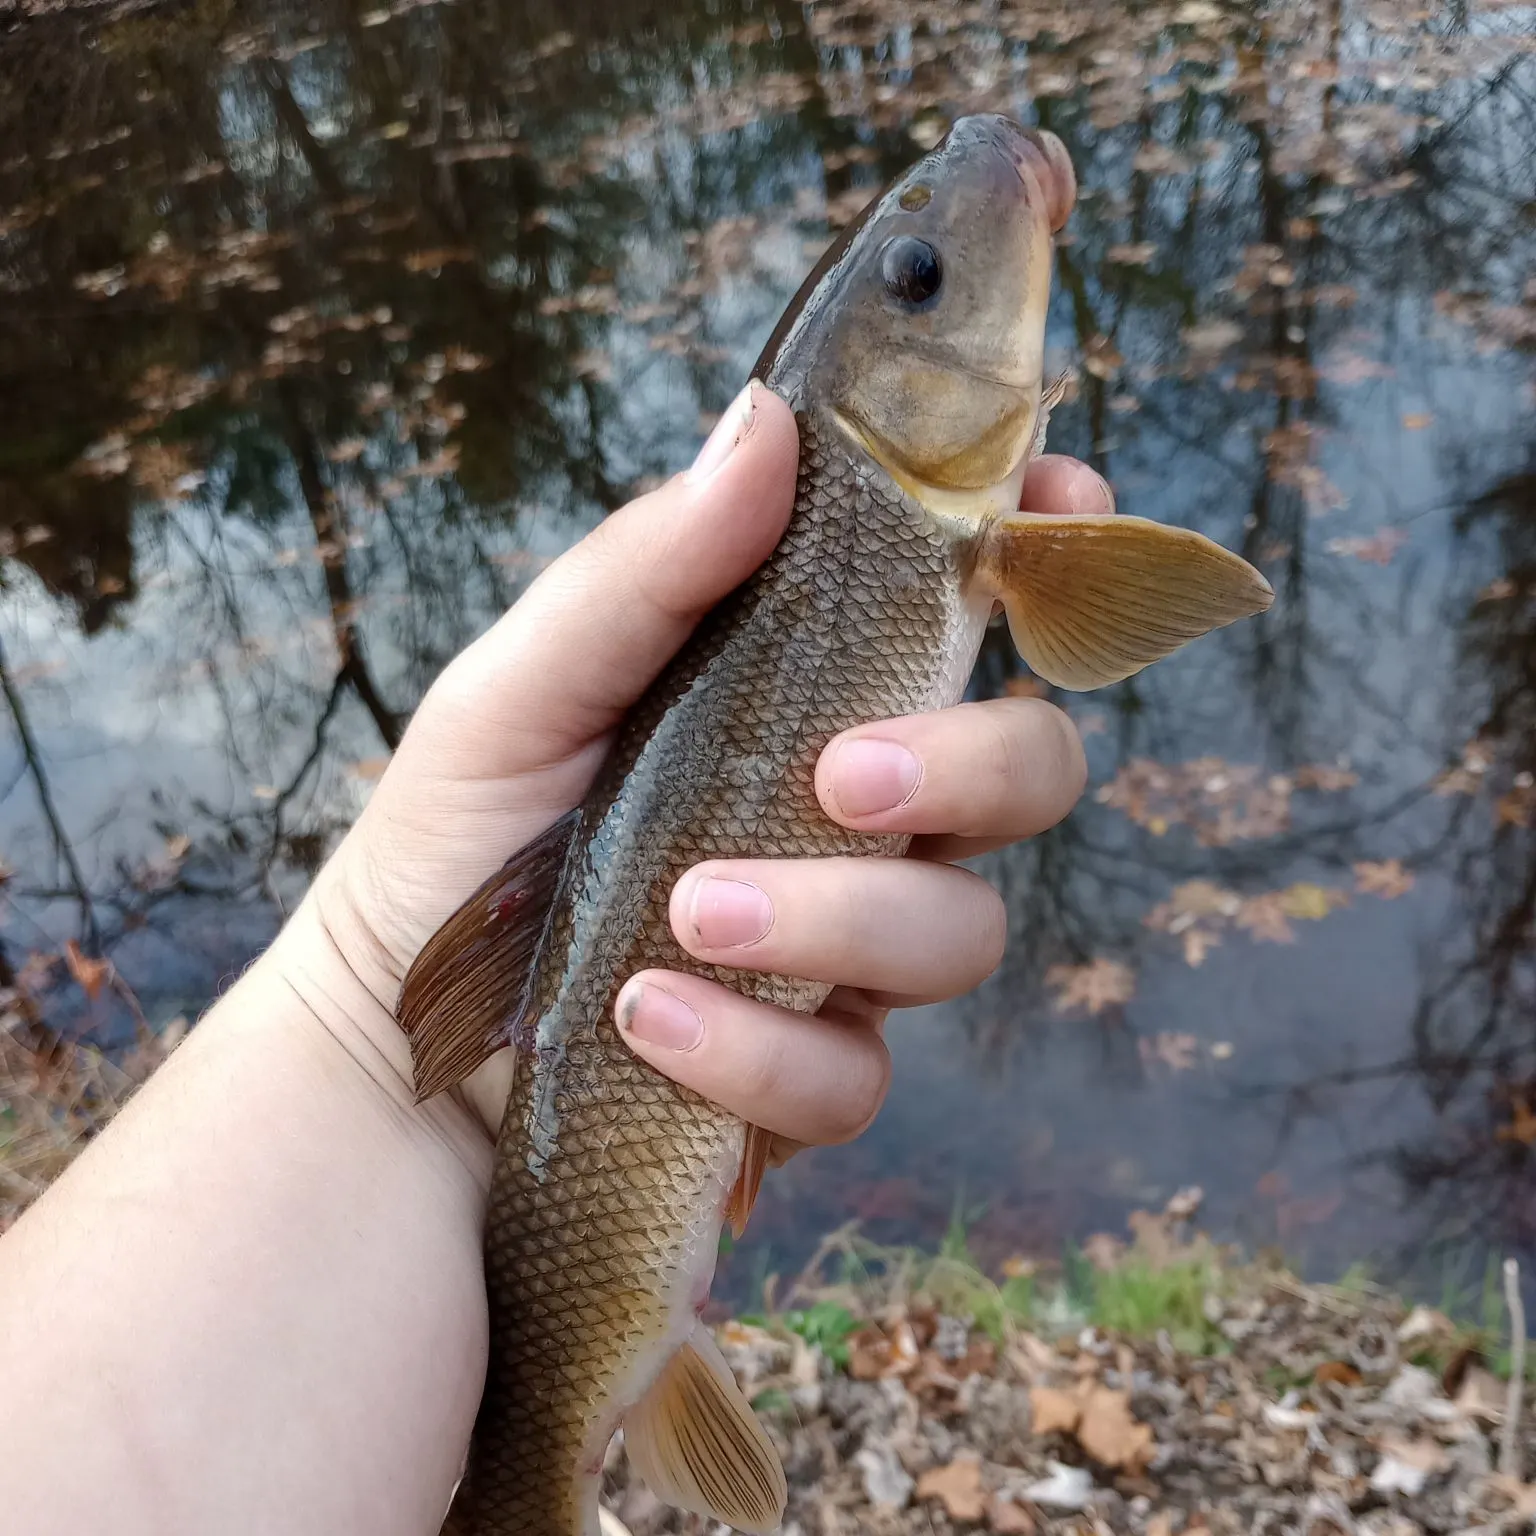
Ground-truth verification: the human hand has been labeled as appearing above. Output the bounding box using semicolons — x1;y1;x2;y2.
286;381;1103;1163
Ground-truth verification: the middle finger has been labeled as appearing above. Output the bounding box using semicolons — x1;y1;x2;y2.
670;856;1006;1004
815;695;1087;860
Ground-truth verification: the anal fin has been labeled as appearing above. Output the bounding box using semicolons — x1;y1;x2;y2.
624;1324;787;1536
396;809;579;1100
975;513;1274;691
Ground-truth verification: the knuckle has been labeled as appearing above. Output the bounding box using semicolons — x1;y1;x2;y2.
971;884;1008;975
841;1038;893;1143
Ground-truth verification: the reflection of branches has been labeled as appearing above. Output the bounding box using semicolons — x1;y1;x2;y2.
278;385;401;751
0;634;99;953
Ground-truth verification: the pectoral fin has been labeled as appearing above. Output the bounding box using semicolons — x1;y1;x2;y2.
396;810;579;1100
624;1325;787;1535
974;513;1273;691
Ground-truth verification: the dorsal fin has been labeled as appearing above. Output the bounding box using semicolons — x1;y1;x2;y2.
396;810;579;1100
623;1324;787;1535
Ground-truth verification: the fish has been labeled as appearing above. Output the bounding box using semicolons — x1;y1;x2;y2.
399;113;1273;1536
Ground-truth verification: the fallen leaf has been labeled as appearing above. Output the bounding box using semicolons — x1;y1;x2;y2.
1325;528;1407;565
1140;1032;1199;1072
1455;1364;1507;1424
1370;1435;1449;1496
1106;241;1157;266
1314;1360;1364;1387
63;940;111;1002
987;1495;1037;1534
1401;412;1433;430
1278;882;1348;920
1294;764;1360;792
1029;1385;1084;1436
1489;1475;1536;1517
1004;675;1050;699
916;1452;986;1522
1076;1386;1154;1471
1354;859;1415;898
1182;928;1220;967
1082;334;1124;379
1045;959;1135;1016
346;757;392;781
1495;1094;1536;1147
1234;893;1295;944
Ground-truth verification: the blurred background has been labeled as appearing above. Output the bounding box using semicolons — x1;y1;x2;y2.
0;0;1532;1307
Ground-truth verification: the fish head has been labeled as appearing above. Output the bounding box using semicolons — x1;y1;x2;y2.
759;113;1075;515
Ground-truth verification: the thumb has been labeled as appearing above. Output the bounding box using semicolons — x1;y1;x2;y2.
366;381;799;847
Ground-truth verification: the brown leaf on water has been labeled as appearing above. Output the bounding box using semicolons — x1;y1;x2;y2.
1401;412;1433;430
1106;241;1157;266
1234;893;1295;944
1004;674;1050;699
1278;883;1348;921
63;940;111;1002
1354;859;1415;898
1293;763;1360;792
1140;1032;1199;1073
1495;1094;1536;1148
1496;782;1535;827
1082;334;1124;379
1325;528;1407;565
915;1452;986;1522
402;246;475;272
1182;927;1220;967
1046;959;1135;1016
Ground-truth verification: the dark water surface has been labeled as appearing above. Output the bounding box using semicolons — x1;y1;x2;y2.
2;0;1533;1301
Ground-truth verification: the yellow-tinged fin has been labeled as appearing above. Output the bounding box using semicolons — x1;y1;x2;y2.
974;513;1274;691
624;1324;787;1535
396;809;579;1100
725;1123;775;1239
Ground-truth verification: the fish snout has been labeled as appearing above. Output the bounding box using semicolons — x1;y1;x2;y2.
947;113;1078;233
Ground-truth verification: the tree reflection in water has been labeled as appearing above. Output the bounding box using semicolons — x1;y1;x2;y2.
0;0;1531;1296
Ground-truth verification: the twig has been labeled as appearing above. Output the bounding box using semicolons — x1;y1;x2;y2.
1501;1257;1526;1480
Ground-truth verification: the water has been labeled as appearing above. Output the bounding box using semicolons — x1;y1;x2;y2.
1;0;1533;1303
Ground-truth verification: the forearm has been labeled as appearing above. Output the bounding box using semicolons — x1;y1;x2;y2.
0;901;488;1536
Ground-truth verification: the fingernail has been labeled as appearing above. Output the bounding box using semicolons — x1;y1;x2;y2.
690;877;773;950
617;982;704;1052
828;738;922;818
1067;469;1115;517
685;381;757;484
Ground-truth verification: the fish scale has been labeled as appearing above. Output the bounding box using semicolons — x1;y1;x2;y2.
444;410;972;1534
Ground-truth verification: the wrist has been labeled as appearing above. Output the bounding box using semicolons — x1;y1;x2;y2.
259;887;498;1174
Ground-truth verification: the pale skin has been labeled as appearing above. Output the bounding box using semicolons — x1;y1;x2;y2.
0;384;1108;1536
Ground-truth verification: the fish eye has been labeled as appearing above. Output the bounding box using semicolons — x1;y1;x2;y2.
880;236;943;307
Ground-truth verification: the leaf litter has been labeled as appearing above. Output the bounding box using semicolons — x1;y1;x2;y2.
595;1192;1536;1536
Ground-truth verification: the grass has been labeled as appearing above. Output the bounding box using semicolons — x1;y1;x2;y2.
1088;1255;1223;1355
